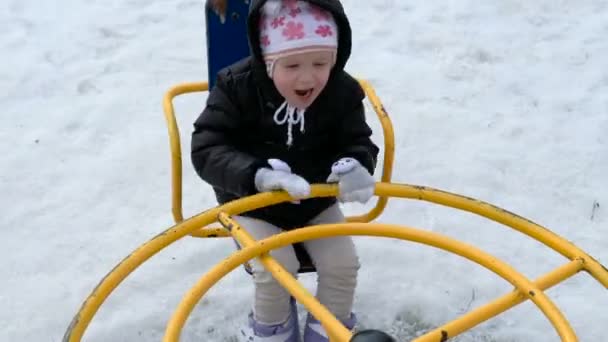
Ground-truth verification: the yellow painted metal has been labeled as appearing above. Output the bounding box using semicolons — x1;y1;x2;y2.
161;79;395;228
348;79;395;223
372;183;608;289
162;82;209;223
414;258;585;342
64;183;608;342
163;223;577;342
64;187;325;342
220;213;352;342
188;226;231;238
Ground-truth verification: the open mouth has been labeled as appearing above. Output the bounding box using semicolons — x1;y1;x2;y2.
295;88;314;98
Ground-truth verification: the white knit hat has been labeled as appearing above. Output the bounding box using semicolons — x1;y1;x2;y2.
259;0;338;76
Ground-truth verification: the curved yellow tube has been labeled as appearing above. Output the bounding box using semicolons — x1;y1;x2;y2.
161;80;396;226
64;183;608;342
350;79;396;223
163;222;576;342
414;259;585;342
162;82;208;223
373;183;608;288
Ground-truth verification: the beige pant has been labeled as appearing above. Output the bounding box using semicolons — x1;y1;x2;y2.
235;204;360;325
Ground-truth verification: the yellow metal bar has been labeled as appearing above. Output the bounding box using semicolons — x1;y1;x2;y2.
63;188;303;342
162;80;395;229
65;183;608;341
583;255;608;289
219;213;351;342
414;258;585;342
187;226;230;238
373;183;608;289
162;82;209;223
349;79;396;223
163;223;577;342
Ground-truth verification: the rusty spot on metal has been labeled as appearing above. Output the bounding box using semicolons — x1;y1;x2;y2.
208;0;227;23
379;105;390;118
217;213;235;231
529;290;535;297
440;330;448;342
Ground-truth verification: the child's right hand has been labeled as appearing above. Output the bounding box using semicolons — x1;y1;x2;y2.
254;159;311;201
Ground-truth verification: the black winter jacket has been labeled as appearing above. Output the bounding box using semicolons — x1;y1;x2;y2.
191;0;379;229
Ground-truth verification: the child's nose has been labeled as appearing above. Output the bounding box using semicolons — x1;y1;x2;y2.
298;69;315;84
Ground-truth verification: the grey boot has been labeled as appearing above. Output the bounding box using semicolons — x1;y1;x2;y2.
302;312;356;342
239;298;300;342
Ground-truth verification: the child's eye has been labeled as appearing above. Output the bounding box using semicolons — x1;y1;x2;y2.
286;64;299;69
314;62;328;67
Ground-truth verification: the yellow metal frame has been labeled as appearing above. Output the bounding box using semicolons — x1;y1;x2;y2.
162;80;395;227
64;183;608;342
63;79;607;341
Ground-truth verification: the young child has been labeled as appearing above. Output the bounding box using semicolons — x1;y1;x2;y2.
191;0;379;341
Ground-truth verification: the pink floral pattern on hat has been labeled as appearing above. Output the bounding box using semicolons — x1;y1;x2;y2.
260;35;271;46
259;0;338;58
271;16;285;28
288;7;302;18
315;25;333;37
283;21;305;40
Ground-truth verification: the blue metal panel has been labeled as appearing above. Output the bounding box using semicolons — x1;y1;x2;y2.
205;0;251;89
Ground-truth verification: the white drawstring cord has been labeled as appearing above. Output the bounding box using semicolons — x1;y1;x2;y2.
273;101;306;147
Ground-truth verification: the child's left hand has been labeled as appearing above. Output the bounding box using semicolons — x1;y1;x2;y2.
326;158;375;204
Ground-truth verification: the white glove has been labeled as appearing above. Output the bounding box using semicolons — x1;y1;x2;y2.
255;159;311;200
326;157;375;204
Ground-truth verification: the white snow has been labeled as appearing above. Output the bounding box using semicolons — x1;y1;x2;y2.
1;0;606;341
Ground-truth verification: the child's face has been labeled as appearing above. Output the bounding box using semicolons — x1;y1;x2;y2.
272;50;334;109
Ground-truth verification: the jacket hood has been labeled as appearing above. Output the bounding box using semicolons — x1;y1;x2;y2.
247;0;353;72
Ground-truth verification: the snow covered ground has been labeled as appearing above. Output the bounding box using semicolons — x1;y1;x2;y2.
1;0;606;341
